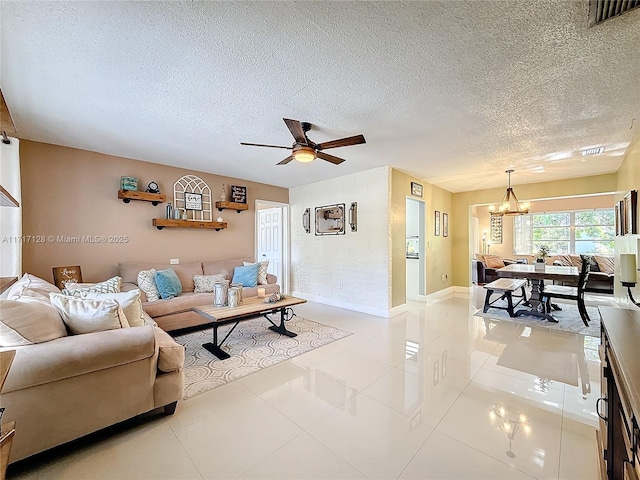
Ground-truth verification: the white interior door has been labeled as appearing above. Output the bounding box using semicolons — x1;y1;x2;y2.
257;207;283;284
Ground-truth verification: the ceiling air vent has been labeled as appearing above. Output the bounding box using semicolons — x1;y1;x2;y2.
588;0;640;26
582;146;605;156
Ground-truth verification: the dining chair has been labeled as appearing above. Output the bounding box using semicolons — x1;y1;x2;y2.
541;254;591;326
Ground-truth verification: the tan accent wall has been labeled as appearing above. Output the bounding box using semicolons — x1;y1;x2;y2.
20;141;288;283
391;169;453;306
452;173;618;287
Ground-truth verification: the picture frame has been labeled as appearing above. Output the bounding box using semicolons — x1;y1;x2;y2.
184;192;203;211
52;265;83;289
434;210;440;236
615;200;623;236
230;185;247;203
411;182;423;198
490;215;503;244
443;213;448;237
315;204;345;236
623;190;637;235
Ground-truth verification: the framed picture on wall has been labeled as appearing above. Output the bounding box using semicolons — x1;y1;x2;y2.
411;182;423;198
443;213;448;237
434;211;440;236
185;192;203;211
615;201;623;236
490;215;503;244
624;190;637;235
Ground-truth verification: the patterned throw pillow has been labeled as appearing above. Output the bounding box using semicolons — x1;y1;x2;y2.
62;276;122;297
594;255;614;274
137;269;160;302
49;293;130;334
193;274;227;293
243;260;269;285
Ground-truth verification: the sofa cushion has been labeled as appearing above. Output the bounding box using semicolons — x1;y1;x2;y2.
593;255;614;275
142;292;214;318
243;260;269;285
0;299;67;347
137;269;160;302
119;262;203;293
232;263;259;288
6;273;61;302
483;254;505;269
155;268;183;300
193;274;227;293
62;276;122;296
2;325;156;394
154;327;185;373
83;290;146;327
49;293;130;334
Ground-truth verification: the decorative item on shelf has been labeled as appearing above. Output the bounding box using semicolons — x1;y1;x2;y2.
315;204;345;235
182;209;187;220
120;176;138;191
173;175;212;222
220;183;227;201
230;185;247;203
534;244;550;271
52;265;83;289
145;181;160;194
302;208;311;233
489;170;530;217
165;203;173;219
620;253;639;307
348;202;357;232
264;292;286;303
185;192;203;211
217;216;224;222
411;182;423;198
434;211;440;236
173;208;182;220
443;212;449;237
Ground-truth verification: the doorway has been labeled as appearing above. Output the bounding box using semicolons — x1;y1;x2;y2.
406;197;426;301
255;200;290;294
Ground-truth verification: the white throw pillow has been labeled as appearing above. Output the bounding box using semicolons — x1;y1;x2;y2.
6;273;61;302
243;260;269;285
82;290;145;327
62;276;122;297
137;269;160;302
193;274;227;293
0;298;67;347
49;293;130;334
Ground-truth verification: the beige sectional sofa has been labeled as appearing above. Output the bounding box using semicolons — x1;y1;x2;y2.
119;258;280;332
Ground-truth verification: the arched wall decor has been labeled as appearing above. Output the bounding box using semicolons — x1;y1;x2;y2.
173;175;212;222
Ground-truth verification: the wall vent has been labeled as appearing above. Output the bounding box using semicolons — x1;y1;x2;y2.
589;0;640;26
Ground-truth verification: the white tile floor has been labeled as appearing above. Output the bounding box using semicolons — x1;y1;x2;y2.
9;289;602;479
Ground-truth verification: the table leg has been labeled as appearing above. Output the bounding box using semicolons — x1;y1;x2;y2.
267;308;297;337
514;279;558;322
203;323;233;360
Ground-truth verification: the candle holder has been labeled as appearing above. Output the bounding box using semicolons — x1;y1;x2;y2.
620;253;639;307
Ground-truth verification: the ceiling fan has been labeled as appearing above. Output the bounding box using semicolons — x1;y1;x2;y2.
241;118;366;165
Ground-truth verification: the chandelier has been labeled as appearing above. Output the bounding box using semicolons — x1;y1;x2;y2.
489;169;529;216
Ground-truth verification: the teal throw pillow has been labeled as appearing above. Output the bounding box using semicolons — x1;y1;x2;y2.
155;268;182;299
232;263;259;288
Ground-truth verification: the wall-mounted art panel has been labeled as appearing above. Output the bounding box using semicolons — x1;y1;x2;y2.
315;204;345;235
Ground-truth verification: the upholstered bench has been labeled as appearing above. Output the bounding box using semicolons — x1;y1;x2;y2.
483;278;528;317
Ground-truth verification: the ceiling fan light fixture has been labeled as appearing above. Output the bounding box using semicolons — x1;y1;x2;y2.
293;146;316;163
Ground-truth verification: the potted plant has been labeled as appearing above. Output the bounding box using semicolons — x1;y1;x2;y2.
535;244;550;270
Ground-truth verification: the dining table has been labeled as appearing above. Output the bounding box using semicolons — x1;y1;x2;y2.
496;263;580;322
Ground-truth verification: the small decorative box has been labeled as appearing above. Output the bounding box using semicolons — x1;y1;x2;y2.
120;176;138;191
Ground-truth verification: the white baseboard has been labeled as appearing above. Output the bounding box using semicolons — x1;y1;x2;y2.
291;291;406;318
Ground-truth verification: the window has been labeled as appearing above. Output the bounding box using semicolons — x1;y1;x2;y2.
513;208;614;255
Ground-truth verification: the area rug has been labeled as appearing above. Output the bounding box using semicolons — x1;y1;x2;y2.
173;316;352;400
474;301;601;337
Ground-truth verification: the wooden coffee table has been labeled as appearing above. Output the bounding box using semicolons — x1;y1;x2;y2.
192;296;307;360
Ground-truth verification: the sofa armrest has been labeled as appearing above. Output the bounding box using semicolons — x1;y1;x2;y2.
154;327;185;373
122;281;148;303
266;274;277;285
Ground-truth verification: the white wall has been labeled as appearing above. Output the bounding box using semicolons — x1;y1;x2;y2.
289;166;391;316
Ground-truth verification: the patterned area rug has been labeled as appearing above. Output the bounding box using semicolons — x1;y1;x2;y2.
474;301;602;337
173;316;352;400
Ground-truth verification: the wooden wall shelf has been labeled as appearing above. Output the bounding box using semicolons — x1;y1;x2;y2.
152;219;227;231
118;190;166;206
215;201;248;213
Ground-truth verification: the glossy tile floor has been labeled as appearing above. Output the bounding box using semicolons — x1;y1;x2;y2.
10;289;605;479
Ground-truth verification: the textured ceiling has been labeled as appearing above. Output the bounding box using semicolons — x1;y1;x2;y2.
1;1;639;192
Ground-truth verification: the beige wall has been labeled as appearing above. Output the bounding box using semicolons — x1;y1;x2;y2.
475;194;615;260
452;173;618;287
391;169;453;305
20;141;288;283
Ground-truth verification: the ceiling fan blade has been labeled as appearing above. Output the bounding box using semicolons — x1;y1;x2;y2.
316;151;346;165
277;155;294;165
283;118;308;144
240;142;292;150
316;134;366;150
